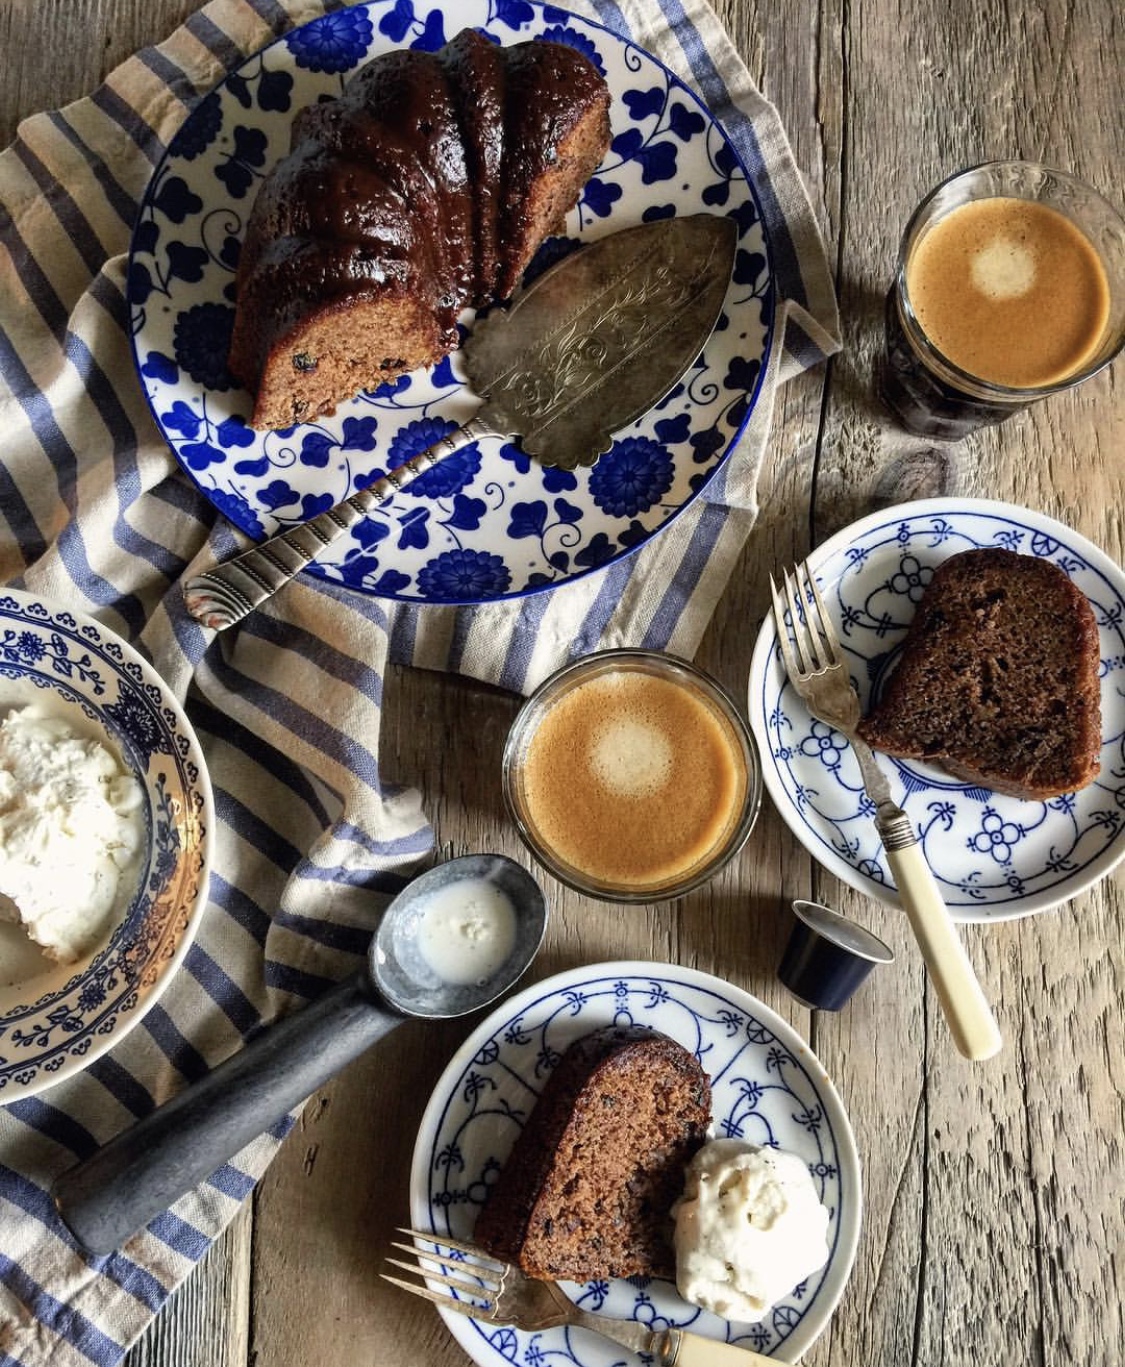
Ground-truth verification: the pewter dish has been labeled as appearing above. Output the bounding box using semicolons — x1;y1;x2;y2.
0;589;213;1099
749;497;1125;922
126;1;774;606
410;961;861;1365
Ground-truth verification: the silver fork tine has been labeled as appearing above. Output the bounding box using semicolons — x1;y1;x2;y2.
396;1226;505;1266
800;562;841;669
782;565;817;675
769;573;801;681
379;1272;493;1320
384;1229;507;1319
388;1238;500;1276
384;1251;499;1301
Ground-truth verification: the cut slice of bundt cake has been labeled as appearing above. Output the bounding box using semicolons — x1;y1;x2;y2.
312;47;476;309
857;547;1102;800
492;37;614;301
227;30;612;430
442;28;507;301
473;1025;711;1282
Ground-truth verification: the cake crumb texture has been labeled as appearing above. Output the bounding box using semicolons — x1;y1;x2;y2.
857;547;1102;800
473;1025;711;1282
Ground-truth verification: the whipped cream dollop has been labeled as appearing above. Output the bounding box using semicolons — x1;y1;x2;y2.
0;705;145;964
672;1138;831;1322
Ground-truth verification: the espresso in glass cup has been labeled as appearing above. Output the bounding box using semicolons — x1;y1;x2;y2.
503;650;762;903
878;161;1125;440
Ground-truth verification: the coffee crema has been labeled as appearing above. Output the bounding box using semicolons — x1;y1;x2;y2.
516;670;749;892
905;197;1110;388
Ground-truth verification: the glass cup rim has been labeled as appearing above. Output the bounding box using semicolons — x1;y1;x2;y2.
894;158;1125;402
502;648;763;903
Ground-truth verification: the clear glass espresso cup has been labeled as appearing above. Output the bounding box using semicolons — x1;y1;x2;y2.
878;161;1125;440
503;649;762;903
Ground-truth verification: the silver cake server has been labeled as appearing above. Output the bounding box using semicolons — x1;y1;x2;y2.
182;214;738;630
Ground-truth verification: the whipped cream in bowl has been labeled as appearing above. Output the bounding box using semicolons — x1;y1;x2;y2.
0;589;213;1100
0;706;146;965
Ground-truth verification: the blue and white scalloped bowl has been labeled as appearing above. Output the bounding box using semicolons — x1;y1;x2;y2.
0;590;213;1100
127;0;774;605
410;961;861;1365
749;497;1125;923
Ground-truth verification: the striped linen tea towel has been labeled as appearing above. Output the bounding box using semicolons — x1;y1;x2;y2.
0;0;839;1361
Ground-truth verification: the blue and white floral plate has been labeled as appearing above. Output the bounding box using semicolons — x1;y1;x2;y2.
410;961;860;1365
749;497;1125;923
128;2;773;605
0;590;213;1099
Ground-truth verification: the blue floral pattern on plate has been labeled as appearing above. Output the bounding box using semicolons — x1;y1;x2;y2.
410;962;861;1366
0;591;213;1099
128;0;774;605
748;498;1125;923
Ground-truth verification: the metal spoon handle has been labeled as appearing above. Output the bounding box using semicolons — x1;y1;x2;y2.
183;414;496;630
52;971;403;1254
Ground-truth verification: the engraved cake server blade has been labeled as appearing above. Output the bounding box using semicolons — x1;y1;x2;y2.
771;562;1003;1062
183;214;738;630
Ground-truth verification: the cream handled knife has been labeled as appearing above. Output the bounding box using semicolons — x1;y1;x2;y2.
872;806;1002;1061
651;1329;776;1365
183;214;737;631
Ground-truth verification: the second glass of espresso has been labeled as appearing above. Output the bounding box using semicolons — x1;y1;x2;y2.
503;650;762;903
878;161;1125;440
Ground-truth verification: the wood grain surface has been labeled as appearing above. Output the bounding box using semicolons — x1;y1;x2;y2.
3;1;1123;1365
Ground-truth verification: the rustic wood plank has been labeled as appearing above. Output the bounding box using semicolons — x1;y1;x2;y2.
249;1016;480;1367
246;0;842;1354
808;3;1125;1367
0;0;199;148
5;0;1124;1365
123;1204;252;1367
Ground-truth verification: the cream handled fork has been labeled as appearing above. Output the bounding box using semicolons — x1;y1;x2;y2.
383;1228;771;1367
771;563;1002;1062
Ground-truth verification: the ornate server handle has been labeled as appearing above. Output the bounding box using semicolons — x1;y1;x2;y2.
183;415;496;631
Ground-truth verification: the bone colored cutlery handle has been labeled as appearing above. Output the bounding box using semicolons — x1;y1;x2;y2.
660;1329;774;1366
182;415;493;630
884;837;1003;1061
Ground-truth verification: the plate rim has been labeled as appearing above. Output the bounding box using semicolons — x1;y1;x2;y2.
409;958;862;1366
748;494;1125;923
0;587;215;1100
126;0;777;607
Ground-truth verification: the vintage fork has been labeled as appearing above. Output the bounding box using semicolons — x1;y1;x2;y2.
771;562;1002;1062
382;1228;770;1366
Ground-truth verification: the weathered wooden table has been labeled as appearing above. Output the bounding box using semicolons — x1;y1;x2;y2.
4;0;1123;1363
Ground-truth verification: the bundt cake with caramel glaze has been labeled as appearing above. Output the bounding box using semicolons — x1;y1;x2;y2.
473;1025;711;1282
227;29;612;430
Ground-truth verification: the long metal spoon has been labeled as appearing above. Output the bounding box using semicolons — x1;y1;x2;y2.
52;854;548;1255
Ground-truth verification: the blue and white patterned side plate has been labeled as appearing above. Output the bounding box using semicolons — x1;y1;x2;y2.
0;590;213;1099
749;497;1125;923
409;961;860;1365
128;1;773;606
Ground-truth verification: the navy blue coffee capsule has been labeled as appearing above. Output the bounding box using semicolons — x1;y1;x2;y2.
778;899;895;1011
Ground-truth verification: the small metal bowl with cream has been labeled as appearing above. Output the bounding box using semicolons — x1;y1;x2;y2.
0;589;213;1101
